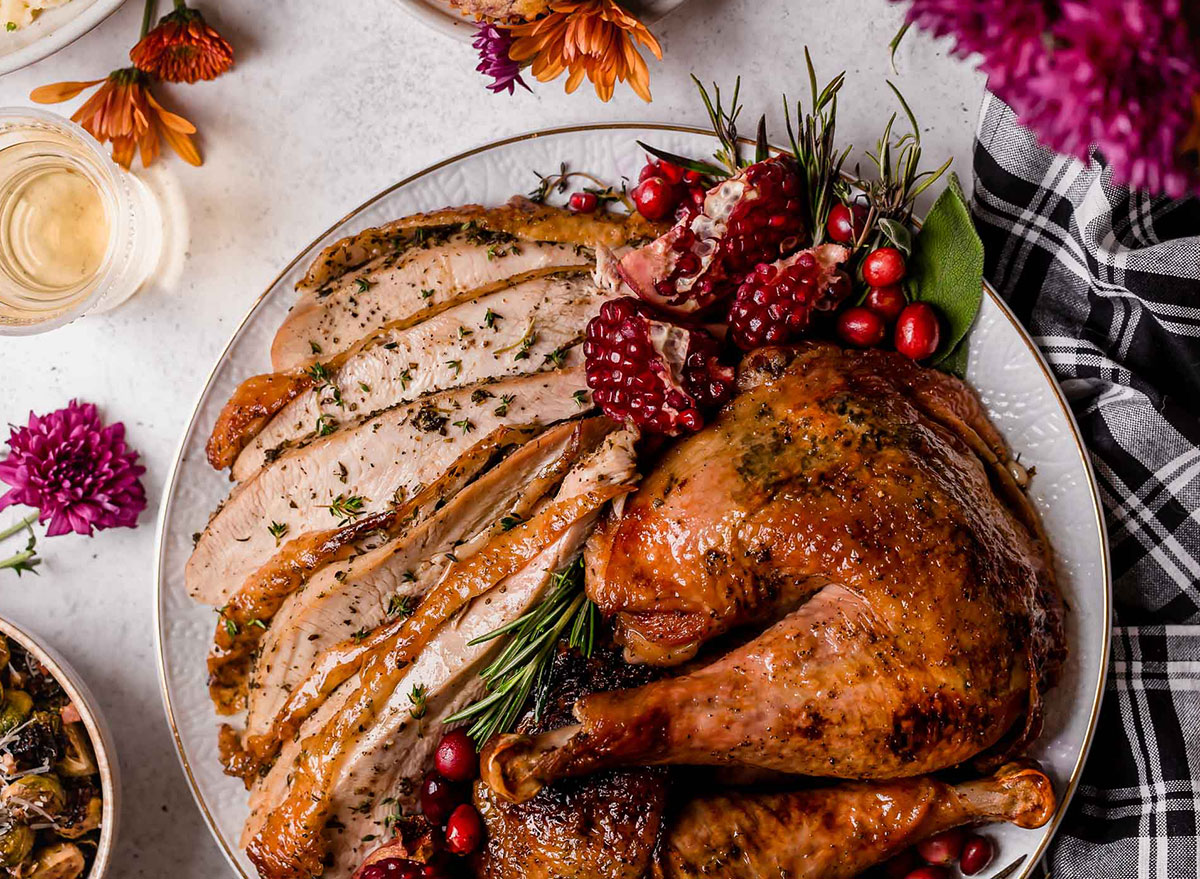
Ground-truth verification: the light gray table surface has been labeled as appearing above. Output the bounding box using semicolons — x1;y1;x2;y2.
0;0;984;874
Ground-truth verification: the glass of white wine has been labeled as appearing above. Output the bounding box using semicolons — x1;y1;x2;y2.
0;108;163;335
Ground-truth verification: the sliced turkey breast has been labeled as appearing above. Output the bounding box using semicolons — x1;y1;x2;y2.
186;368;592;608
240;419;613;752
229;273;607;481
243;427;640;879
273;198;661;371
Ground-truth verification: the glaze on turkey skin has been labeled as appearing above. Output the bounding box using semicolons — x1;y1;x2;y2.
490;343;1064;791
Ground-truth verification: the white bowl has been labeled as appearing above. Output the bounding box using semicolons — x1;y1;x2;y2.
0;0;127;77
389;0;687;43
0;616;120;879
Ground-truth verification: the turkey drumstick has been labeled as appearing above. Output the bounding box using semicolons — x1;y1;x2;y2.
656;763;1056;879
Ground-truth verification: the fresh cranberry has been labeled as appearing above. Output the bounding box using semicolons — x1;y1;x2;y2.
632;177;679;222
865;285;907;322
916;828;964;865
434;729;478;783
568;191;598;213
881;850;920;879
656;160;686;184
836;306;886;348
902;867;950;879
359;859;420;879
894;302;941;361
444;804;484;855
683;169;703;184
826;202;867;244
959;836;994;875
638;159;661;183
420;771;467;825
862;247;907;287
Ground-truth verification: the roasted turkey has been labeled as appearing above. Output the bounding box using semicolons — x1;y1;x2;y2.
481;343;1066;801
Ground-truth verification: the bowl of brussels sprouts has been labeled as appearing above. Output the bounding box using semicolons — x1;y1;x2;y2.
0;618;117;879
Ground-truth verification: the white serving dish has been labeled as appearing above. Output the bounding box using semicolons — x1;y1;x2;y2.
0;0;126;77
155;124;1111;879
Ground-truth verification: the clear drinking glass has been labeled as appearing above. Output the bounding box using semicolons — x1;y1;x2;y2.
0;107;163;335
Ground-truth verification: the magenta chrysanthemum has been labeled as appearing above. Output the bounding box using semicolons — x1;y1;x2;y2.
473;23;530;95
900;0;1200;196
0;401;147;537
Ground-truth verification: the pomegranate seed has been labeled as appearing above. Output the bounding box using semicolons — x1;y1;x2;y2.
902;867;950;879
632;177;679;221
584;297;733;436
916;829;964;866
417;855;452;879
419;771;466;825
568;191;598;213
882;849;920;879
727;245;850;350
444;804;485;855
864;285;907;322
434;729;478;783
826;203;866;244
959;836;994;875
894;302;941;361
862;246;907;286
618;156;805;314
836;306;886;348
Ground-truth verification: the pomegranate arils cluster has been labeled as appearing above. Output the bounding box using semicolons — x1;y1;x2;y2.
727;244;851;350
618;156;805;315
584;297;734;436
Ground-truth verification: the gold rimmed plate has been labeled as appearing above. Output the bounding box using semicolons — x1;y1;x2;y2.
154;124;1111;879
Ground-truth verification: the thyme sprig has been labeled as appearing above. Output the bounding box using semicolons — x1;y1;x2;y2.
444;558;597;744
529;163;633;212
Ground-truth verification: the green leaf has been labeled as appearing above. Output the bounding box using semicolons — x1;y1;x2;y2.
878;218;913;256
636;141;729;179
908;172;984;367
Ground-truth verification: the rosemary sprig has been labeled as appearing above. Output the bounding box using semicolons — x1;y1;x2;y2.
785;49;851;245
444;559;597;744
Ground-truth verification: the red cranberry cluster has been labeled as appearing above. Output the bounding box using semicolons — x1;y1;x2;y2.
355;730;484;879
880;829;995;879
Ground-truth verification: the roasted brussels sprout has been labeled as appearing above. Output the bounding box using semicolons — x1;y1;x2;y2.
28;842;86;879
9;709;62;769
0;821;34;867
2;773;66;820
54;724;95;778
55;784;101;840
0;690;32;734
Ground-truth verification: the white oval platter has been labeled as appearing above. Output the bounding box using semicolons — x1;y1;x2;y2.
155;124;1111;879
0;0;126;77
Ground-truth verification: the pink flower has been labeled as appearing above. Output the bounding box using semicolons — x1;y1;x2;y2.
901;0;1200;196
0;401;147;537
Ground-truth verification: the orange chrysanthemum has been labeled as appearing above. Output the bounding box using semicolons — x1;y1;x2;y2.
130;5;233;84
31;69;201;169
508;0;662;102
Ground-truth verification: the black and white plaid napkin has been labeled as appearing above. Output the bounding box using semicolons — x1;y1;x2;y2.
972;92;1200;879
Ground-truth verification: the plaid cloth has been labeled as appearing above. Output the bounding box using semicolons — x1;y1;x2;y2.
972;93;1200;879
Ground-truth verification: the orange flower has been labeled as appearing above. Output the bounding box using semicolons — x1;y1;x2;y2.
131;5;233;84
31;68;201;169
508;0;662;102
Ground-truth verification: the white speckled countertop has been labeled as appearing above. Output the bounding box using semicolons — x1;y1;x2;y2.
0;1;984;874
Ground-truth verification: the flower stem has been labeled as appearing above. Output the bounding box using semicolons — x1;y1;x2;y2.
141;0;158;38
0;513;36;544
0;547;39;576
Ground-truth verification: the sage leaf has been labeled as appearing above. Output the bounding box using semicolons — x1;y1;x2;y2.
908;172;984;366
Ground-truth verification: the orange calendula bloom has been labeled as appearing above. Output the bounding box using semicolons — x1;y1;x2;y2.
130;5;233;84
31;68;201;169
508;0;662;102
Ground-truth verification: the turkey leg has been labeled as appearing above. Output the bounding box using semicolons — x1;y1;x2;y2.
481;583;1028;804
656;763;1056;879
